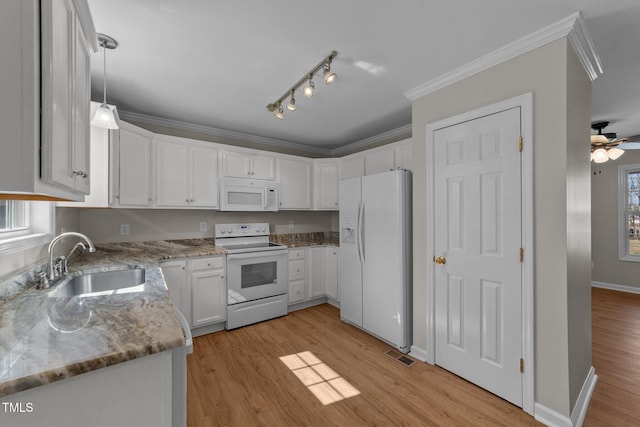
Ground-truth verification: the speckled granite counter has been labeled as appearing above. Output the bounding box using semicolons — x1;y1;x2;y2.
270;232;339;248
0;238;225;398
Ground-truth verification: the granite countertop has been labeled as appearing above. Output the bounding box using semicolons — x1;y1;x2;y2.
0;238;225;398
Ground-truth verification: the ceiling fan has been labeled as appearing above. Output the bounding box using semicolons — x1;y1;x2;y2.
590;121;640;163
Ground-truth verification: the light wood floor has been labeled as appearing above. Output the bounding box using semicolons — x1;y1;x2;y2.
187;304;539;426
584;288;640;426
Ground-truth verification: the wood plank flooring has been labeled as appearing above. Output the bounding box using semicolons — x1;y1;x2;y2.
584;288;640;426
187;304;539;426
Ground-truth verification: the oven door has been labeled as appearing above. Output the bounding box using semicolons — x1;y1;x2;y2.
226;250;288;305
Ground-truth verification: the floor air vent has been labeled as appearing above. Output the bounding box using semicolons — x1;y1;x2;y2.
384;350;416;367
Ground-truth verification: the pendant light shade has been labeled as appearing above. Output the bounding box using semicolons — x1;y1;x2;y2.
592;148;609;163
92;33;119;129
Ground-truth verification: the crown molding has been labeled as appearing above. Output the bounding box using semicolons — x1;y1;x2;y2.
117;110;332;156
405;12;603;101
330;124;412;156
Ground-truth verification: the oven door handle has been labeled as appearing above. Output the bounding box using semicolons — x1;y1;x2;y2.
226;250;289;260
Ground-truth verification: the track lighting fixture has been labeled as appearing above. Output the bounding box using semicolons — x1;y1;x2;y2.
91;33;119;129
287;90;296;111
303;76;315;98
266;51;337;119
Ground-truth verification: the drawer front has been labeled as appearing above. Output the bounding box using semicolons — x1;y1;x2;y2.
289;259;305;280
191;256;224;271
289;280;305;303
288;249;304;260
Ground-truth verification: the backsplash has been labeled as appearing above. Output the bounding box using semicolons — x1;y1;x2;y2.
270;232;339;246
0;263;47;305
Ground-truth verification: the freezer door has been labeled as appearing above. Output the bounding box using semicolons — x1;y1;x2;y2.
339;176;363;327
362;170;411;350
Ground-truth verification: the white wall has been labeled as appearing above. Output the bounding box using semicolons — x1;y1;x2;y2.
410;38;592;417
591;149;640;288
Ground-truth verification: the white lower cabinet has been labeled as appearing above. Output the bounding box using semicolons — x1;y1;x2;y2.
325;246;339;302
161;256;226;331
288;249;306;304
309;247;325;298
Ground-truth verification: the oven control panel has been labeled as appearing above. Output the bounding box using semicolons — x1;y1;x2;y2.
215;223;270;238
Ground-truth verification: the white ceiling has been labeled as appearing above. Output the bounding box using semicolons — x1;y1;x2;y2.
87;0;640;150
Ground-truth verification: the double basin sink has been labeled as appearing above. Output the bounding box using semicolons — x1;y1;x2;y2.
48;267;146;298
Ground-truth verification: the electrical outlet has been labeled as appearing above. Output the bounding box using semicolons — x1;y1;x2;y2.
120;224;130;236
200;222;208;232
288;220;294;229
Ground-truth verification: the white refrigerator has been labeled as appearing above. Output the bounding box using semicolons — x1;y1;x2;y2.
339;169;412;353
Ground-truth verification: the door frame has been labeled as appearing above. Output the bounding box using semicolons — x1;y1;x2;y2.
424;93;534;415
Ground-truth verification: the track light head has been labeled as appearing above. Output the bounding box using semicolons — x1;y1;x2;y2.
323;62;336;84
287;91;296;111
303;76;315;97
274;103;284;119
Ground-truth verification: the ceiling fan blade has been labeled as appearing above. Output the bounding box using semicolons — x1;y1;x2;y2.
617;141;640;150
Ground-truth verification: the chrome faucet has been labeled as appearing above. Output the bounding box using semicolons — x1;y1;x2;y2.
47;232;96;282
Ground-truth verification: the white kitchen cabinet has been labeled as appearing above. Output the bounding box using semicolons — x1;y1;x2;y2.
313;159;339;209
155;137;218;209
309;247;326;298
364;147;395;175
160;260;190;327
278;157;312;209
288;249;306;304
0;0;96;200
325;246;339;302
111;122;153;208
339;155;365;179
222;151;276;180
191;257;226;327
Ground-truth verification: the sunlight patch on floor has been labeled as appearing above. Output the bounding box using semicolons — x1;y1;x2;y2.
280;351;360;405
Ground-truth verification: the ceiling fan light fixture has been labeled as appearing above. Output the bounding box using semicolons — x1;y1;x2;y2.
608;147;625;160
591;134;608;144
592;148;609;163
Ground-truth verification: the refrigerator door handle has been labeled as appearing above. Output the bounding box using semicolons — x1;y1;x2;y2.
356;202;363;265
359;202;365;263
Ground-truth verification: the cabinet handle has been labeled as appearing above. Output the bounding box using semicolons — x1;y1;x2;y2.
186;198;190;202
148;198;152;202
72;170;89;179
221;275;224;279
191;199;195;203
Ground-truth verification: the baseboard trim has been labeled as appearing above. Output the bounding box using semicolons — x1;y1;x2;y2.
409;345;428;362
592;281;640;294
571;367;598;427
287;296;327;313
534;366;598;427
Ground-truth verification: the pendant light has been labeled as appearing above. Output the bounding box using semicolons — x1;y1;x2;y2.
91;33;119;129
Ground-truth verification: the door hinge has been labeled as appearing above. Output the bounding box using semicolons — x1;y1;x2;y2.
519;247;524;263
518;136;523;152
520;358;524;373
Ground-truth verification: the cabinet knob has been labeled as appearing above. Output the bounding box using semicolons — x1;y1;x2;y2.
191;199;195;203
186;198;190;202
72;170;89;179
221;275;224;279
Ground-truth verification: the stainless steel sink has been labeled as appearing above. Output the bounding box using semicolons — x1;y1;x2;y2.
49;268;146;297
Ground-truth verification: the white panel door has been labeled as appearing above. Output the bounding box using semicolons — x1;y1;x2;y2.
251;155;276;180
279;158;311;209
155;140;189;207
309;247;326;298
190;145;218;208
191;269;225;327
117;127;152;207
434;107;522;406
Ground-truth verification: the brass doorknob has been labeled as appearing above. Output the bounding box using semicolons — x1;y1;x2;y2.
434;256;447;265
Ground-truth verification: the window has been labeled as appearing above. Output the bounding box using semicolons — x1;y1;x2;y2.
619;165;640;261
0;200;54;255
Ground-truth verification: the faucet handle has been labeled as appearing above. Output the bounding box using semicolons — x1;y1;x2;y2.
37;272;50;290
54;256;66;277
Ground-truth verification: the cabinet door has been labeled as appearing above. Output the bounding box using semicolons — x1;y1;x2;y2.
365;147;395;175
314;160;338;209
116;127;152;207
222;151;251;178
191;269;226;327
251;155;276;180
155;140;189;207
161;260;190;327
71;14;91;194
339;155;365;179
41;0;75;191
309;247;325;298
325;247;339;301
289;280;306;303
395;141;413;171
279;158;311;209
190;145;218;208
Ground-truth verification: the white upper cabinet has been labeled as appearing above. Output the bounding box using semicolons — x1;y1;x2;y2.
111;123;153;208
364;147;395;175
339;155;365;180
278;157;312;209
222;151;275;180
0;0;97;200
155;136;218;209
313;159;338;210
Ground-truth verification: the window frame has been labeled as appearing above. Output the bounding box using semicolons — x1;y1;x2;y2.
0;201;54;256
618;164;640;262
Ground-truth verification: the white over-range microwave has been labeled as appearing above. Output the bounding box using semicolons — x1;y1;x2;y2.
219;177;279;211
